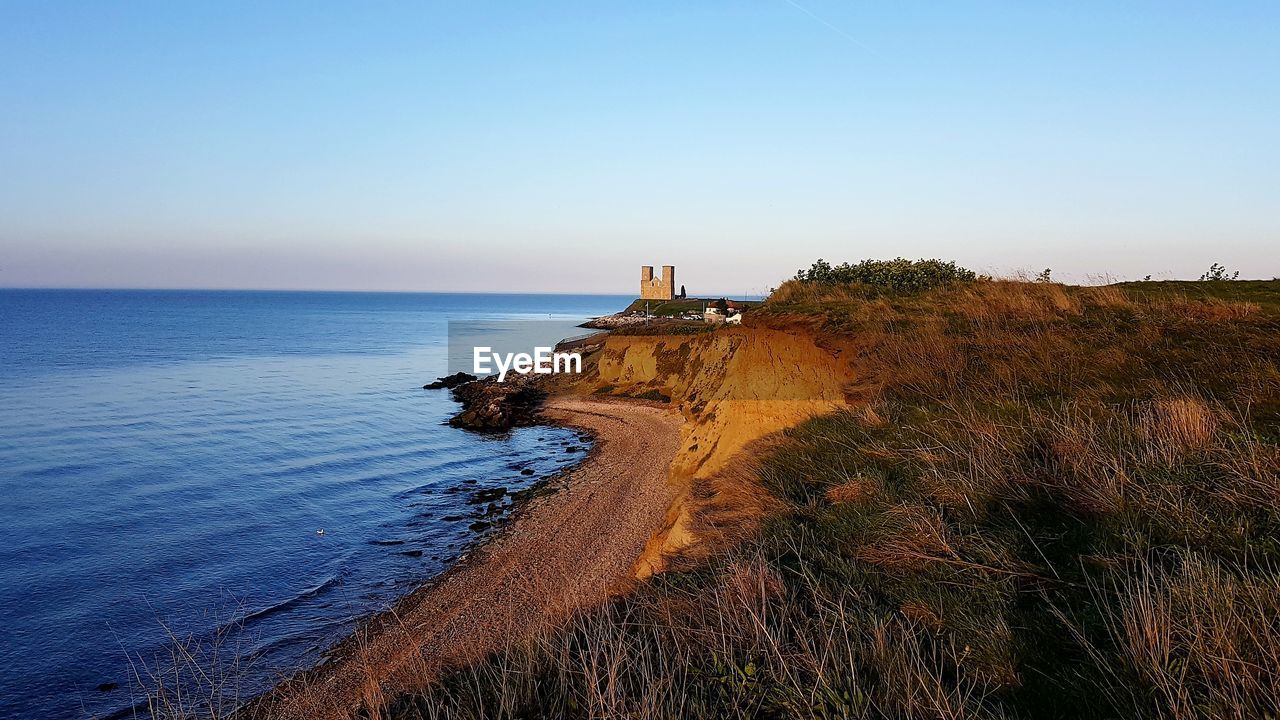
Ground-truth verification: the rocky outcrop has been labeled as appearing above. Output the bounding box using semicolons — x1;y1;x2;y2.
448;375;546;430
580;314;670;330
423;372;478;390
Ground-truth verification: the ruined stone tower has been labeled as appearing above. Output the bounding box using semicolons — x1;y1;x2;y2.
640;265;676;301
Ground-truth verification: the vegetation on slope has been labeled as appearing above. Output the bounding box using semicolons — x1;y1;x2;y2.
384;275;1279;720
621;298;763;317
792;257;978;293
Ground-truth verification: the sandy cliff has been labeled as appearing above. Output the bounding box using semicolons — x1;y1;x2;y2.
578;320;856;575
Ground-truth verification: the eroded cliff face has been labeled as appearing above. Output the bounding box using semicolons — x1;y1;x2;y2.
578;322;856;576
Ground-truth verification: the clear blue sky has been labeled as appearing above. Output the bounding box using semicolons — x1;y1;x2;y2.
2;1;1276;293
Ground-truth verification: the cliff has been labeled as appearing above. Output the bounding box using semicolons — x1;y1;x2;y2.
576;319;856;575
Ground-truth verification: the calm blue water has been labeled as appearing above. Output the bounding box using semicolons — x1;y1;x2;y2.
0;289;630;719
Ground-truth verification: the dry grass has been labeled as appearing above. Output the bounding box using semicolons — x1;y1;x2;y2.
386;545;1014;720
1111;554;1280;719
824;476;878;505
373;279;1278;720
131;607;258;720
1138;397;1219;464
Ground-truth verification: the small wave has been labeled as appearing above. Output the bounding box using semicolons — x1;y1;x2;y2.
239;576;342;626
16;462;101;479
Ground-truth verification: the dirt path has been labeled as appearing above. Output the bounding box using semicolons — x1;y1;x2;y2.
260;396;683;719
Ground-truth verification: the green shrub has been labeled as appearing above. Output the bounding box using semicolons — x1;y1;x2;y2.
1199;262;1239;281
794;257;976;293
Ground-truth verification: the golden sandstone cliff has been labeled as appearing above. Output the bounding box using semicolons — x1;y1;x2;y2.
573;319;855;576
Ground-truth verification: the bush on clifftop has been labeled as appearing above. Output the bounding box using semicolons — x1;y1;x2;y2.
793;257;976;293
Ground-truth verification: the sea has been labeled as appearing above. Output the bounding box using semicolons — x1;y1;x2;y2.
0;289;631;719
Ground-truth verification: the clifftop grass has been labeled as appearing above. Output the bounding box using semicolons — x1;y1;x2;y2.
386;280;1279;720
753;279;1280;717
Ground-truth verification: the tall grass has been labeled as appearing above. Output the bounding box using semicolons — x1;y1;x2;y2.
132;607;259;720
377;280;1279;720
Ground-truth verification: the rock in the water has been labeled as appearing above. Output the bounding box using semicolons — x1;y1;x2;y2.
423;372;478;390
467;487;508;504
448;375;546;430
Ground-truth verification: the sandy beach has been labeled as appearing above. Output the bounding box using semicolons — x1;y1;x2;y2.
259;395;683;718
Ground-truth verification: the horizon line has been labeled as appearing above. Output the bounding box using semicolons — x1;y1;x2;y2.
0;285;767;297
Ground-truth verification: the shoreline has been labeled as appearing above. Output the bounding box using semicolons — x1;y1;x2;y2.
255;394;683;718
